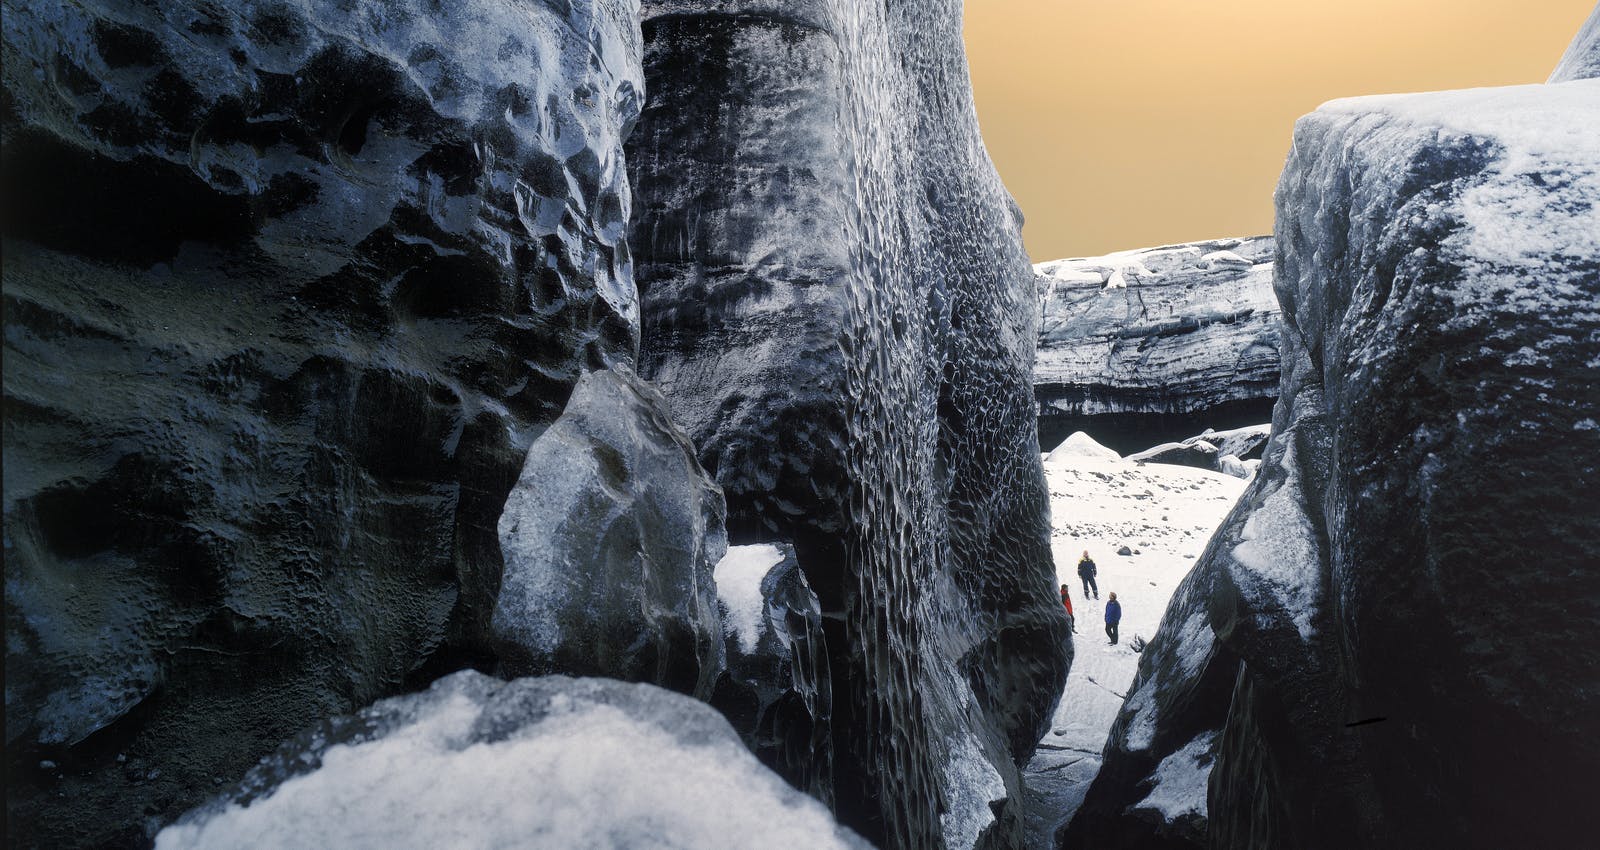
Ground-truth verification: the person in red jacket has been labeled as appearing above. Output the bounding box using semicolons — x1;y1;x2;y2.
1059;583;1077;634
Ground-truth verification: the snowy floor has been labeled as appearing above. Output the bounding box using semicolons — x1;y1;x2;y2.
1021;453;1247;846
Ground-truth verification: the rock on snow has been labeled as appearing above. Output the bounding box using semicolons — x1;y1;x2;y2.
155;671;871;850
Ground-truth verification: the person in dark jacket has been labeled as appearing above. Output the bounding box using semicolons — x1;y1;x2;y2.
1105;592;1122;645
1077;551;1099;599
1059;584;1077;633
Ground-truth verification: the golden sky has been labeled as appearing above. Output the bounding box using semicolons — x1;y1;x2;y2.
964;1;1595;261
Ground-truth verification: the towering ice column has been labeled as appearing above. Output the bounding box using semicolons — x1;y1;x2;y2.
628;2;1071;846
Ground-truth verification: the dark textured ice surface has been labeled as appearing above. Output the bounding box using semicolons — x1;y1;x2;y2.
2;1;642;845
1032;236;1281;454
629;1;1071;847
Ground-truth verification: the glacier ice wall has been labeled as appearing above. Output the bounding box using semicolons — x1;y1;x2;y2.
1033;237;1282;454
710;542;836;806
1;1;642;844
627;1;1071;846
1065;78;1600;850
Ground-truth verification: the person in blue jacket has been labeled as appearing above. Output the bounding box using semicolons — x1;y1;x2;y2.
1105;592;1122;645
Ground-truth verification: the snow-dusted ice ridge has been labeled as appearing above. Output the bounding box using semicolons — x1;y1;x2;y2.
1229;438;1320;641
1311;82;1600;317
940;725;1008;850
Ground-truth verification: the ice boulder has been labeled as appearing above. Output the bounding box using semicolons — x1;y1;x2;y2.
1046;431;1123;463
1127;424;1270;476
1197;425;1271;461
1126;439;1219;470
155;671;871;850
1216;455;1259;480
1199;250;1251;270
494;366;727;699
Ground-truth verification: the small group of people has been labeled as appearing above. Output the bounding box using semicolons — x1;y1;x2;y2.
1059;550;1121;645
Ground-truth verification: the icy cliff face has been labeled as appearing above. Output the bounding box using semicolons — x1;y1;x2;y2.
628;1;1070;846
156;671;872;850
1549;4;1600;82
1;1;641;844
1066;78;1600;850
630;0;850;544
1033;237;1282;454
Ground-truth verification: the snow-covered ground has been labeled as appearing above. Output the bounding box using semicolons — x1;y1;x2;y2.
156;672;871;850
1022;444;1248;845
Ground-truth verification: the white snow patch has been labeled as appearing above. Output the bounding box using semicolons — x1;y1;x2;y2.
155;683;860;850
714;544;785;654
1133;730;1218;823
1230;441;1321;641
1170;609;1215;683
1046;431;1122;463
941;729;1007;850
1576;419;1598;432
1122;688;1159;753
